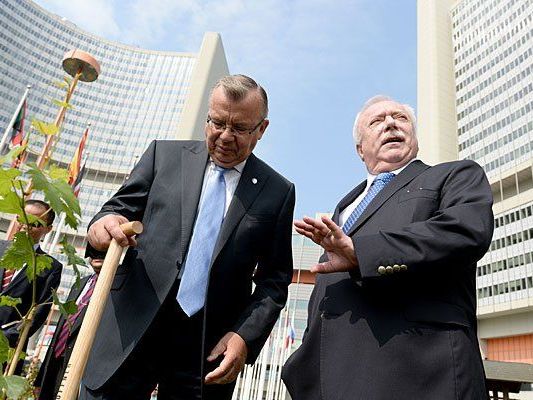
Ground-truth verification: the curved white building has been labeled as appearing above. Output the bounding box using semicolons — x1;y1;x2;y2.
0;0;229;275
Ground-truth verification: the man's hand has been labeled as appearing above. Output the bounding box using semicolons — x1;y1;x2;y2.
294;216;359;273
87;214;137;251
205;332;248;385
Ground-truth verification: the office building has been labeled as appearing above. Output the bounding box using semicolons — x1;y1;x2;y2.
418;0;533;373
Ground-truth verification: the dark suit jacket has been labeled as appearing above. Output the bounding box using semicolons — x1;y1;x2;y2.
36;275;92;400
83;140;295;390
0;241;62;347
282;160;494;400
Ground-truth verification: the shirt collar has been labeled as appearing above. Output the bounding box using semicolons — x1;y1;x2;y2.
209;159;247;174
365;158;418;187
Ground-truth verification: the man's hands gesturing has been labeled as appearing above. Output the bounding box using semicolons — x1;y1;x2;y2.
294;216;359;273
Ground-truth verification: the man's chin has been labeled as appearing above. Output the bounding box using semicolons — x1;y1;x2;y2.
212;155;239;168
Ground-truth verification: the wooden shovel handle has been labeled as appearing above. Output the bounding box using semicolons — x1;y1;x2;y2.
57;221;143;400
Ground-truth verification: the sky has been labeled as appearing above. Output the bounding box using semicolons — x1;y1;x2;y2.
35;0;417;219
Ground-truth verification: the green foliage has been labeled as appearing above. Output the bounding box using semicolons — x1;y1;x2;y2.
48;164;69;181
0;192;23;216
0;375;30;399
52;80;69;90
0;147;26;168
0;170;21;197
0;331;9;366
7;349;25;363
26;163;81;229
27;254;53;282
30;119;58;136
51;99;73;109
52;290;78;316
0;233;33;273
0;296;21;308
60;236;85;289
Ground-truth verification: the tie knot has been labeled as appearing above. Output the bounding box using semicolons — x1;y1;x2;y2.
375;172;395;184
213;165;229;174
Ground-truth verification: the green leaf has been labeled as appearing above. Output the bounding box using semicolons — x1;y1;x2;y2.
28;254;53;281
7;348;25;362
63;75;72;85
0;330;9;365
20;214;46;227
52;80;69;90
3;375;30;399
31;118;59;136
0;169;21;196
60;237;85;288
48;164;69;181
0;296;21;308
0;146;26;166
26;164;81;230
0;233;33;272
52;290;78;316
51;98;73;109
0;192;23;215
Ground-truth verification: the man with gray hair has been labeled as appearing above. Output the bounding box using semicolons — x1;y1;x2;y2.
282;95;493;399
82;74;295;399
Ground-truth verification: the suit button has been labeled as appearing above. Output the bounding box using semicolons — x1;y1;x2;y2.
377;266;386;275
385;266;393;274
400;264;408;271
393;264;400;272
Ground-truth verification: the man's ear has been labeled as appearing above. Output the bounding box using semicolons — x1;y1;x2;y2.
356;144;364;161
256;119;269;140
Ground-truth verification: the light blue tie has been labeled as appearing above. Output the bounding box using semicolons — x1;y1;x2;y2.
177;165;227;316
342;172;395;234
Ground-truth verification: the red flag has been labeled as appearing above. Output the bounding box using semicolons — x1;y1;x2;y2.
68;127;89;186
72;161;86;198
10;100;27;147
10;130;30;169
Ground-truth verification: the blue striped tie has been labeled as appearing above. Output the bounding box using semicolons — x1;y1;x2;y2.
177;165;227;316
342;172;395;234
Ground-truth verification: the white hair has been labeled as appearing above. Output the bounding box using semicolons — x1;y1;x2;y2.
352;95;417;147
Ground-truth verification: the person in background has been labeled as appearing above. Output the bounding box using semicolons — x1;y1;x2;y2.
0;200;62;348
36;257;103;400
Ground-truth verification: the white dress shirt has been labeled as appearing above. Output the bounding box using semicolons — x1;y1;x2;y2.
199;159;247;216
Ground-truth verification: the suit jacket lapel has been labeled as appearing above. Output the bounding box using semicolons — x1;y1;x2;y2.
346;160;430;235
333;181;367;225
179;143;209;264
211;154;269;263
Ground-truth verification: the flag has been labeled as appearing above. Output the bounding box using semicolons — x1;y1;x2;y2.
10;100;26;147
10;129;30;169
284;322;296;348
72;161;86;198
68;127;89;186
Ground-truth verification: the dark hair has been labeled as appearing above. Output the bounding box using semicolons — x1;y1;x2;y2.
212;74;269;118
25;199;55;226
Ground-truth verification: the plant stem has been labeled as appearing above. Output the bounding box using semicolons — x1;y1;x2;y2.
5;306;35;376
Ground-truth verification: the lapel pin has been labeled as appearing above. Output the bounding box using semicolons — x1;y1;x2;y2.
252;178;258;184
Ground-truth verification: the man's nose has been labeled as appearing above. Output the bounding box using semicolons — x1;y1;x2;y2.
219;127;234;141
383;115;396;130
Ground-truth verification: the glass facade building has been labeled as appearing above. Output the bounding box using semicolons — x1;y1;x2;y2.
418;0;533;374
0;0;229;289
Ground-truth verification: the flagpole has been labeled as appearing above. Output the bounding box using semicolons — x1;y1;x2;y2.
45;212;67;254
0;85;31;153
